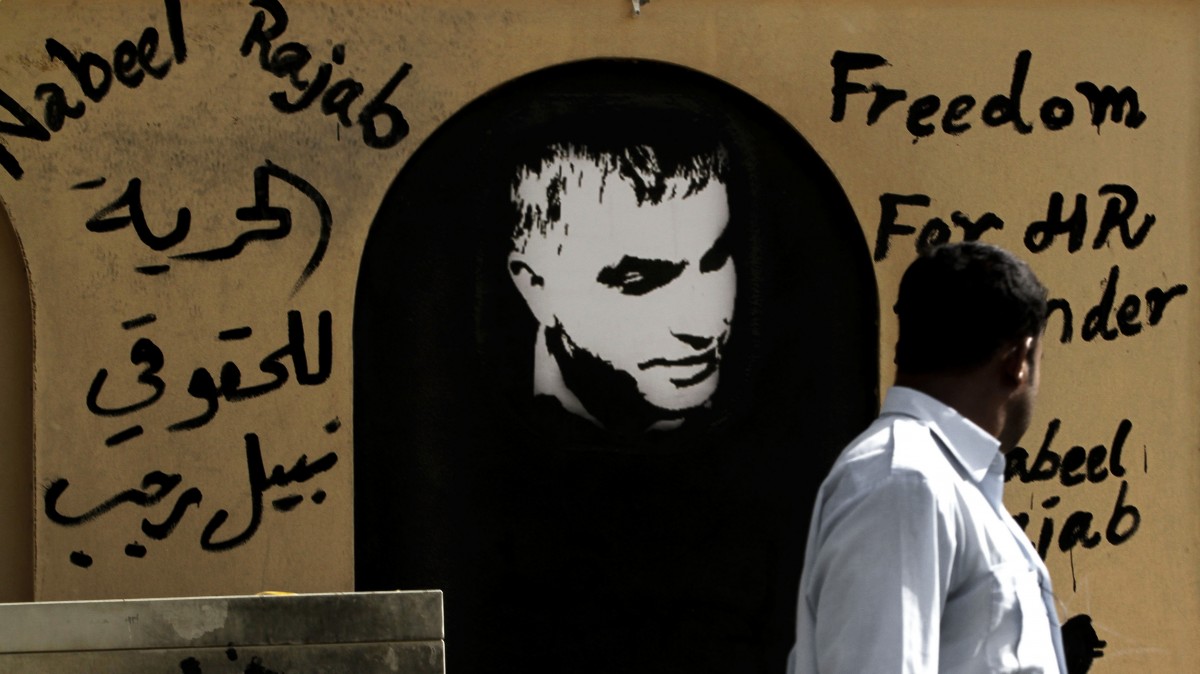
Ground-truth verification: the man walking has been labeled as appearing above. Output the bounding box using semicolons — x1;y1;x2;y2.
789;242;1068;673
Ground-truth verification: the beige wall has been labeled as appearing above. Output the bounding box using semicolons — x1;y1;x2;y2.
0;0;1197;669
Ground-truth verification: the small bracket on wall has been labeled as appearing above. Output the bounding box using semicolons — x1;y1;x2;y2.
633;0;650;17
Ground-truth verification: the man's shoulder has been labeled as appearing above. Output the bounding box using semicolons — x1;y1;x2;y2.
824;414;958;498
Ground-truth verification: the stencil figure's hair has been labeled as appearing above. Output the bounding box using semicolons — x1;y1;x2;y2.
510;142;729;251
495;95;734;252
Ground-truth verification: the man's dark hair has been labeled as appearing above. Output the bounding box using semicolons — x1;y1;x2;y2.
894;242;1048;373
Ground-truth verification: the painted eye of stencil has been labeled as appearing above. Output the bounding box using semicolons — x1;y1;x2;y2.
596;256;687;295
698;233;732;273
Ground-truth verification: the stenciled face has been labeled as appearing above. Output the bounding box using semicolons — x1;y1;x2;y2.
510;153;736;416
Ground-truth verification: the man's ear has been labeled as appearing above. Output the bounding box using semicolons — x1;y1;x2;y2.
1001;336;1034;387
508;252;554;325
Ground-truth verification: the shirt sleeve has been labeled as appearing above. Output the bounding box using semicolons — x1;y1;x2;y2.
802;471;957;674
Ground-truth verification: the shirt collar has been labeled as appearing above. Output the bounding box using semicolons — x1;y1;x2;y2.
880;386;1001;486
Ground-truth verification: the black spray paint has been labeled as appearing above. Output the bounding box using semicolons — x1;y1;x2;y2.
82;161;331;295
1007;418;1143;561
871;184;1189;344
831;49;1146;140
46;427;339;564
86;309;331;442
239;0;412;149
0;0;185;180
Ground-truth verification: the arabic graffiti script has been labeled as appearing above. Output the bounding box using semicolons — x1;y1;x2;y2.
46;425;341;563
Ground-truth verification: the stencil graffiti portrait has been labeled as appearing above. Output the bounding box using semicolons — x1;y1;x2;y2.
507;140;736;433
355;60;877;673
1;1;1198;673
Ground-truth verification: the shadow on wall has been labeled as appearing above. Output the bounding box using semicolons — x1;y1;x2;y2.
354;59;879;674
0;199;33;602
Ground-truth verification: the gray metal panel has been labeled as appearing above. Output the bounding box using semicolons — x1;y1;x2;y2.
0;591;443;654
0;640;445;674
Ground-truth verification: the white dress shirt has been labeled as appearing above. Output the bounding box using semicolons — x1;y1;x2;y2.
788;386;1067;674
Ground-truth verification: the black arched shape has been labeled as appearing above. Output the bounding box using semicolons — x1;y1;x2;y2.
355;59;878;674
0;200;33;603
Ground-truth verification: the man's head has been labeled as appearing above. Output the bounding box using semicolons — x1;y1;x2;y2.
894;242;1049;450
507;141;736;431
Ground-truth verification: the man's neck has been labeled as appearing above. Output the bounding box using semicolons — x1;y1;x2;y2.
894;371;1003;442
